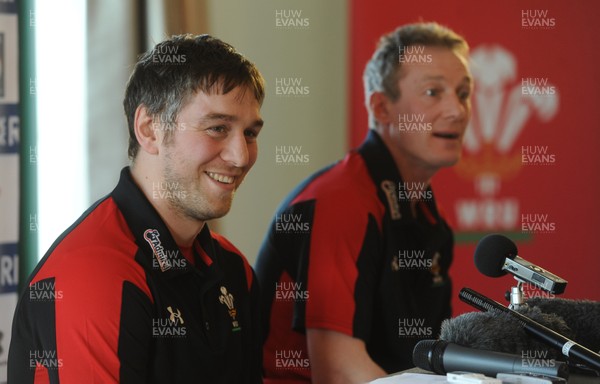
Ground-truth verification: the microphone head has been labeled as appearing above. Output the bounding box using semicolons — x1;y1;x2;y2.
412;339;448;374
474;233;518;277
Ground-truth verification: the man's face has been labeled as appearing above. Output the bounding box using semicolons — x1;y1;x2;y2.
383;45;472;172
157;86;263;222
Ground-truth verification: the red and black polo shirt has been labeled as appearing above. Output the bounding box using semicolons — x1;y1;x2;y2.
255;130;454;382
8;167;262;383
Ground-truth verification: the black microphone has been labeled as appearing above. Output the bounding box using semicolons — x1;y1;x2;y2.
527;297;600;353
413;339;569;378
459;287;600;372
440;303;576;361
474;234;567;294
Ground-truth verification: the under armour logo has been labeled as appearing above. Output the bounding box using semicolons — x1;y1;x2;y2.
167;306;184;325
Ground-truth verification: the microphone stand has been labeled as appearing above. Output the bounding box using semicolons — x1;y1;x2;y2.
506;277;527;310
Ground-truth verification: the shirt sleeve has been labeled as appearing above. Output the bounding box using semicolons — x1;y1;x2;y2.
8;247;154;383
302;195;383;341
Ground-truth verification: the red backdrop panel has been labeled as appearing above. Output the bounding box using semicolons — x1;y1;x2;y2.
349;0;600;314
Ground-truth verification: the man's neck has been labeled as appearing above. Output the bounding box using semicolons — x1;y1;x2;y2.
370;128;435;218
372;128;435;185
394;156;434;185
130;161;205;247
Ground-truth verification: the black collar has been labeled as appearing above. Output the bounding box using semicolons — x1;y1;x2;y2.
357;130;441;226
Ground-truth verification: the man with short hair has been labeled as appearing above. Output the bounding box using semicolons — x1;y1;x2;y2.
9;34;265;383
256;22;473;383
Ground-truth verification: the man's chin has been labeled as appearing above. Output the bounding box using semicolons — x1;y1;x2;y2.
207;209;230;221
446;157;461;167
433;155;461;170
204;205;233;222
445;151;463;164
178;201;233;223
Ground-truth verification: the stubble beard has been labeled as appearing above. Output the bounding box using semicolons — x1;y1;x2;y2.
162;157;235;223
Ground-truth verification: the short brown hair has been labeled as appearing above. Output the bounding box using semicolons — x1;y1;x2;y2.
123;34;265;160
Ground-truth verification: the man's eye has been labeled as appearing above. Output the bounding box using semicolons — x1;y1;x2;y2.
458;89;471;101
425;88;440;97
245;130;258;139
209;125;227;133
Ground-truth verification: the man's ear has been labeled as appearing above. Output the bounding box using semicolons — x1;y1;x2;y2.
134;105;159;155
369;92;394;126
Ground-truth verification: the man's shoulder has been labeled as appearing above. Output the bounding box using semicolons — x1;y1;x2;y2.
51;196;135;254
290;151;380;208
31;196;142;285
210;231;244;257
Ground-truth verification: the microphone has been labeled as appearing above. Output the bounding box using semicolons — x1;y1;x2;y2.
474;234;567;294
440;303;575;361
527;297;600;353
459;287;600;372
413;339;569;378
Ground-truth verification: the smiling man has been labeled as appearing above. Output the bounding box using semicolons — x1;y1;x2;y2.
256;22;472;383
9;35;265;383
